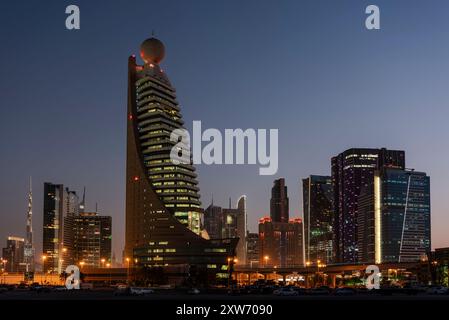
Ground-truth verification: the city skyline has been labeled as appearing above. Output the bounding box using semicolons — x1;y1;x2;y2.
3;0;449;262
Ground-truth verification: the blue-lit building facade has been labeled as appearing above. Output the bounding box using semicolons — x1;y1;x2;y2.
331;148;405;263
375;168;431;263
358;168;431;264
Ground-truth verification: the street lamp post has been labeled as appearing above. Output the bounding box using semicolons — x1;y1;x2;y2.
106;263;111;285
305;261;311;288
264;255;269;268
227;258;238;289
126;258;130;284
1;259;7;284
41;255;47;284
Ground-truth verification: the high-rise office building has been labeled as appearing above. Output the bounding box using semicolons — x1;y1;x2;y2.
222;196;247;264
204;197;247;264
358;168;431;263
23;177;35;272
2;236;25;272
259;178;303;267
125;37;237;280
270;178;289;223
331;148;405;263
246;232;259;267
62;188;79;270
43;183;64;273
259;218;303;267
204;203;223;240
73;212;112;267
302;175;333;264
43;183;88;273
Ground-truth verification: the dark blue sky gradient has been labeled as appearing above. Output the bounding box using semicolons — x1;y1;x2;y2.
2;0;449;259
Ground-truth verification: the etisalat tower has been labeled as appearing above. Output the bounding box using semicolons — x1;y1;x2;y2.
124;36;237;283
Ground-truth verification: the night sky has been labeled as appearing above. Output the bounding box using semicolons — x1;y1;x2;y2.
2;0;449;260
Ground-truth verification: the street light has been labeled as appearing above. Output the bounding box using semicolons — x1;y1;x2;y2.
227;257;235;289
126;258;130;284
264;255;269;267
305;261;311;288
101;258;106;268
1;259;6;285
106;263;111;285
41;256;47;284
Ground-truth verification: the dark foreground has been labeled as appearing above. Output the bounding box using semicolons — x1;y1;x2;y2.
2;289;449;300
2;289;448;318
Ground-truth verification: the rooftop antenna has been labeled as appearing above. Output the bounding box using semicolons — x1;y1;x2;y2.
211;193;214;206
229;197;231;209
79;187;86;213
95;202;98;213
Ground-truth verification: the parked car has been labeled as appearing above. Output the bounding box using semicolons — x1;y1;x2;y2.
426;286;448;295
187;288;200;295
293;287;308;295
81;282;94;290
130;287;154;295
310;286;331;295
334;287;356;296
114;286;131;296
53;286;67;292
273;287;298;296
31;285;51;293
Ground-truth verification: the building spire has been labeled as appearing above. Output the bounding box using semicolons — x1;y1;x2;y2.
24;176;35;271
79;186;86;213
27;176;32;239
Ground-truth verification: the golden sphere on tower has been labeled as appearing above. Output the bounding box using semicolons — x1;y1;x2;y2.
140;37;165;64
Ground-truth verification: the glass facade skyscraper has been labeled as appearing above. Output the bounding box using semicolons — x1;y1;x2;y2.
376;168;430;263
302;175;333;264
43;182;64;273
331;148;405;263
358;168;431;263
270;178;289;223
73;212;112;267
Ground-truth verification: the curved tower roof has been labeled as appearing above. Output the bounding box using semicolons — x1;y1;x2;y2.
125;37;237;271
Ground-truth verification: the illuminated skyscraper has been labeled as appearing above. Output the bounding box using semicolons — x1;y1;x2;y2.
270;178;289;223
331;148;405;263
2;236;25;272
43;183;64;273
358;168;431;263
246;232;259;267
125;37;236;282
23;177;35;272
259;178;303;267
302;175;333;264
204;203;223;239
221;196;247;264
73;212;112;267
43;183;81;273
204;196;247;264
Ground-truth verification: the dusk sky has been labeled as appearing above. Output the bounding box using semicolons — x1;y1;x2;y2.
2;0;449;260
